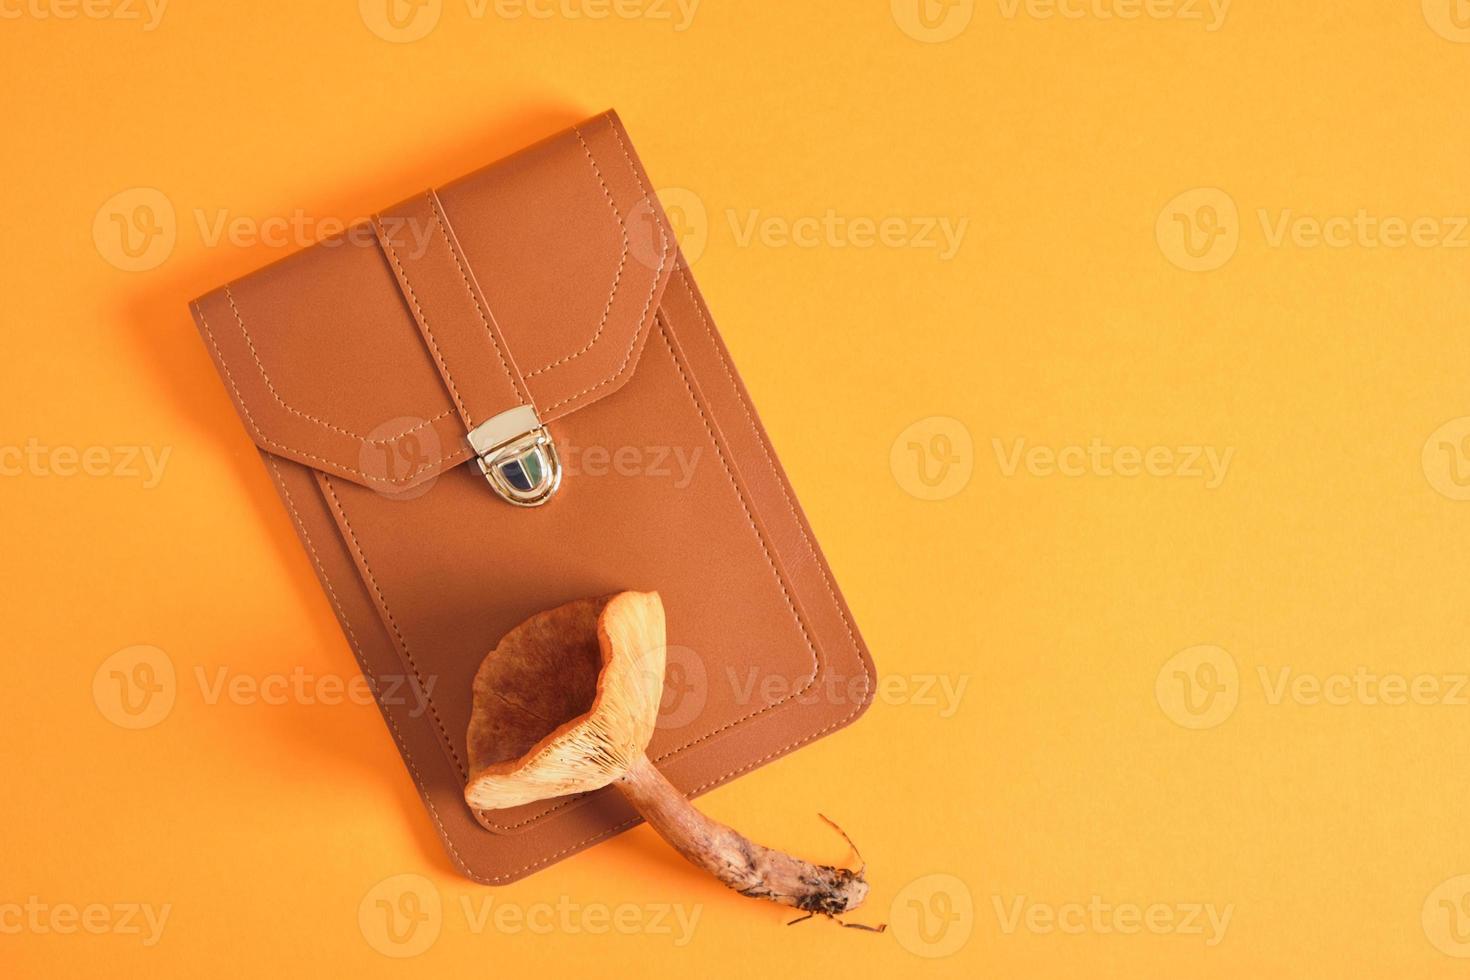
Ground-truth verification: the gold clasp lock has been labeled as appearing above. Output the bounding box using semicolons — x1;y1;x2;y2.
467;406;562;507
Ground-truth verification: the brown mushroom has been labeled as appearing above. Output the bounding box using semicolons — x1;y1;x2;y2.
465;591;870;918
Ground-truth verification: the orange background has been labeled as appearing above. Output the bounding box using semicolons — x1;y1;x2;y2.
5;1;1470;976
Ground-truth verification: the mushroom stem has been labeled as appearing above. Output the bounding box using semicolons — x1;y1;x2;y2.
616;753;869;915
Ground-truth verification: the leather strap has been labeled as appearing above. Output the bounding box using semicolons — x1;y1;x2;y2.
373;189;534;431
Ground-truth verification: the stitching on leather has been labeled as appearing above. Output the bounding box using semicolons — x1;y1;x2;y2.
263;297;869;876
195;301;470;486
477;316;820;831
263;457;467;860
376;217;475;428
264;455;554;883
675;265;867;657
223;285;453;444
541;128;670;414
201;117;661;480
271;455;643;887
522;123;630;379
320;475;467;779
425;191;525;409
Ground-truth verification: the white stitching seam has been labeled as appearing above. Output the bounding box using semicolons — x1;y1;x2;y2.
224;285;453;443
425;191;526;410
675;264;867;655
541;121;670;414
207;117;658;470
522;122;630;379
194;301;469;486
398;317;824;833
376;216;475;429
319;475;467;779
265;298;871;880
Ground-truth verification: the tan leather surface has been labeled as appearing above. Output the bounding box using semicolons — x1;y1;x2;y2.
190;111;875;883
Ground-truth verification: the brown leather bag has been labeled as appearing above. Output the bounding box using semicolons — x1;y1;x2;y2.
190;110;875;883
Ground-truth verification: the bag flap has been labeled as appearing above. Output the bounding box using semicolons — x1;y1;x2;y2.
190;111;675;492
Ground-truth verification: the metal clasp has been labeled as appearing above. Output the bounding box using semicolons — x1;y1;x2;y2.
467;405;562;507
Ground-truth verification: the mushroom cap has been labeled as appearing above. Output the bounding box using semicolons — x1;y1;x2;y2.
464;590;667;810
